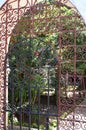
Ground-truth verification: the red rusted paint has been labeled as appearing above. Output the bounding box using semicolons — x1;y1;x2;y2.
0;0;86;130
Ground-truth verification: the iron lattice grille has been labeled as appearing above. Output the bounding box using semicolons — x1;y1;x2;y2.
0;0;86;130
8;35;58;130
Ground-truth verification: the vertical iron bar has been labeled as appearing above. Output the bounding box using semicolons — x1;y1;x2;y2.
72;15;77;130
57;16;63;128
57;8;62;130
38;86;40;130
55;66;59;130
46;116;49;130
11;71;14;130
18;53;23;130
46;66;50;130
47;67;50;108
19;80;22;130
37;67;41;130
57;62;61;130
28;37;32;130
28;84;31;130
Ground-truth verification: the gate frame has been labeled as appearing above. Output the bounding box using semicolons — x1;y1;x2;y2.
0;0;85;129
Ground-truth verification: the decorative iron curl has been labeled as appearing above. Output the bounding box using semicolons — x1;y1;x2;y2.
82;122;86;130
60;119;73;130
0;14;6;23
74;121;81;129
0;23;6;36
75;113;82;121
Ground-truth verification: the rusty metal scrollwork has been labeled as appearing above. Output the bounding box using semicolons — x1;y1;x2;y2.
0;0;86;130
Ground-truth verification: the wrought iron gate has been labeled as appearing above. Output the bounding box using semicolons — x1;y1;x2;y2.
0;0;86;130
